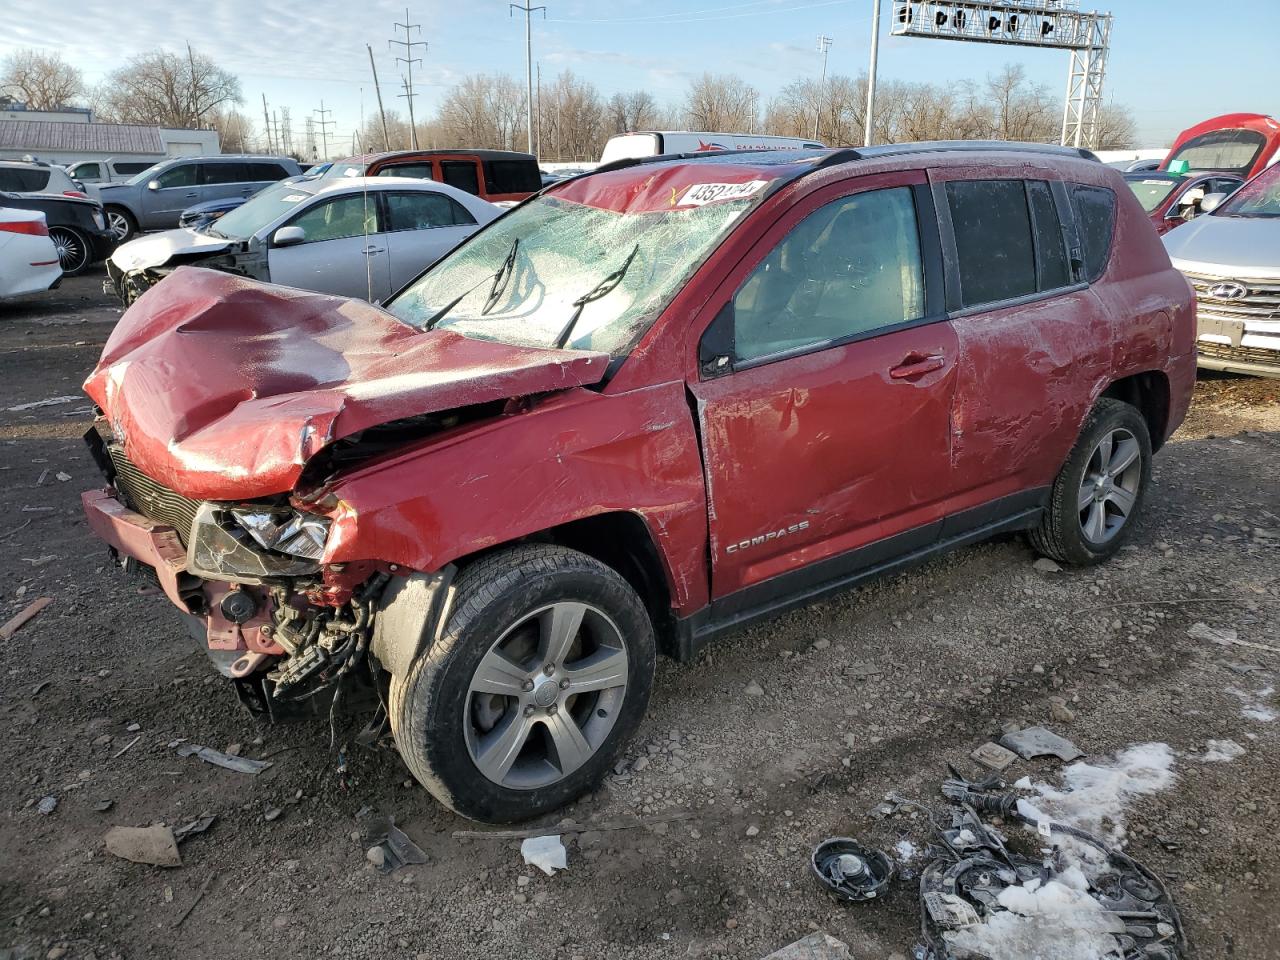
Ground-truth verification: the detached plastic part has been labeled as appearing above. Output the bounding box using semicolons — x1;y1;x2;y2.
811;838;895;902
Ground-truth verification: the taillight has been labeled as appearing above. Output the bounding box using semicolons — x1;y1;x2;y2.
63;190;89;198
0;219;49;236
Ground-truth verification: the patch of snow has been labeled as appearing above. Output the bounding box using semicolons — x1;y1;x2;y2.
945;877;1126;960
1024;742;1176;842
894;839;919;863
1013;776;1032;789
1200;739;1246;763
1228;685;1277;722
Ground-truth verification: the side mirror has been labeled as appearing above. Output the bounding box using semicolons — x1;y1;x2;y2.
147;180;160;191
272;225;306;247
1199;192;1227;215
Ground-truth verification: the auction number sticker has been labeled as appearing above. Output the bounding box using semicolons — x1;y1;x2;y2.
675;179;769;207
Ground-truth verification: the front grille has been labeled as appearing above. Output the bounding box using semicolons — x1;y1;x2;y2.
107;444;202;545
1197;341;1280;369
1184;271;1280;325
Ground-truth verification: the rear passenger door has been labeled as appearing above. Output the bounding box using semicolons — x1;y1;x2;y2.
381;190;479;292
200;162;249;203
690;172;959;603
937;175;1113;514
239;161;291;198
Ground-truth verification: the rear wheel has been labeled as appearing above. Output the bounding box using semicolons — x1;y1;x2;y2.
389;545;656;823
1030;398;1152;566
48;226;91;275
104;206;136;243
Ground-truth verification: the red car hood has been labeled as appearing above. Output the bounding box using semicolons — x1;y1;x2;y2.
84;267;610;500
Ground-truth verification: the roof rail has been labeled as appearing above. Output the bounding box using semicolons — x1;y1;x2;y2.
591;148;772;177
852;140;1100;162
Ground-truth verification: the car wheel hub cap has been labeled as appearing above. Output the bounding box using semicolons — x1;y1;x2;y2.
464;600;629;790
1077;427;1142;545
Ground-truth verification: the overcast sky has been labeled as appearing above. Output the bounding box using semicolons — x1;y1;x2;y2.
4;0;1277;153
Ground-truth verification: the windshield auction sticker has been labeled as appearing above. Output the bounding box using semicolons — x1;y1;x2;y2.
675;179;769;207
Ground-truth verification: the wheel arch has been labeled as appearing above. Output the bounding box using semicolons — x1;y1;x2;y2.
1100;370;1171;452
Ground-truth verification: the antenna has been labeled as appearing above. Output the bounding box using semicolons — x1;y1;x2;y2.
390;8;427;150
510;2;546;155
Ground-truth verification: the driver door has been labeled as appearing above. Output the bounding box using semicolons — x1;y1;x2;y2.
141;162;200;228
688;171;959;603
267;192;392;301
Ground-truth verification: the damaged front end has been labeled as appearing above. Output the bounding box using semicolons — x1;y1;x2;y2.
104;243;265;307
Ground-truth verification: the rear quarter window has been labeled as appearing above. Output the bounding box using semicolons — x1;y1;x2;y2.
0;167;51;192
945;179;1038;307
1070;185;1116;283
486;159;541;194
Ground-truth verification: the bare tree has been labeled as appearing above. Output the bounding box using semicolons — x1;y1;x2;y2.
539;71;606;160
0;49;84;110
97;48;242;128
437;73;526;150
607;90;663;134
684;73;758;132
1093;102;1137;150
207;108;255;153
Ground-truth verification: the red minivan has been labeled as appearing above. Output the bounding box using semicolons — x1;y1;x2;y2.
322;149;542;205
81;143;1196;822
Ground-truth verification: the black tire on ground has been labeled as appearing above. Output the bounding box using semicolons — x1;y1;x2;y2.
389;544;656;823
47;226;91;276
1029;397;1153;567
104;206;137;243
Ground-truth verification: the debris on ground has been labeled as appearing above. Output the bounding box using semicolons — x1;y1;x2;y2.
971;742;1018;771
1188;621;1280;655
104;825;182;867
36;796;57;815
0;597;53;640
1032;557;1062;573
175;743;272;775
93;799;113;813
810;837;894;902
999;726;1083;762
172;815;216;843
761;932;852;959
111;735;141;759
172;872;215;928
451;810;695;840
359;810;428;874
6;395;80;411
520;834;567;875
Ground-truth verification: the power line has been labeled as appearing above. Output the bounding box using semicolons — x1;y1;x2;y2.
547;0;854;25
390;7;427;150
314;100;335;159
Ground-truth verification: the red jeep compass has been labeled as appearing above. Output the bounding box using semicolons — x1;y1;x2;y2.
81;143;1196;823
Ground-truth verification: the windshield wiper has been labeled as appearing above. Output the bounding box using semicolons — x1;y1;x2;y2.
481;238;519;315
551;244;640;350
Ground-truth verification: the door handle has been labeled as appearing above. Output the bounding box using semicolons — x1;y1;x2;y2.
889;354;946;379
363;246;385;255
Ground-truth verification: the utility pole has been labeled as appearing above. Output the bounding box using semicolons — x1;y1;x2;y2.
509;1;546;156
863;0;882;147
314;100;335;159
367;44;392;151
390;8;426;150
536;61;543;158
261;94;273;153
813;35;832;141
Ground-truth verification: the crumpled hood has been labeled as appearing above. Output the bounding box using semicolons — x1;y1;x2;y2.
84;267;610;500
110;227;234;272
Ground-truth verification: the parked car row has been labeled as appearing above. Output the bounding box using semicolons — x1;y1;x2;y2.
81;141;1198;823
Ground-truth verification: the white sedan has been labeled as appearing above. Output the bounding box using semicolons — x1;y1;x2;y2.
0;208;62;299
105;177;501;305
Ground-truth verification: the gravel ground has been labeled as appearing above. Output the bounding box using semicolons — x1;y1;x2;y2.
1;275;1278;960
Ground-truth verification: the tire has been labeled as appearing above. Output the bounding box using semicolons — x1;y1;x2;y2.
48;226;91;276
389;545;656;823
104;206;137;243
1029;397;1153;567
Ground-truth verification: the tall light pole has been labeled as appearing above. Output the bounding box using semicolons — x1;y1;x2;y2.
510;2;546;156
863;0;882;146
813;35;833;141
390;8;426;150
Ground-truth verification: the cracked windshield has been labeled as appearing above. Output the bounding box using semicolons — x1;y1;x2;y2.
387;193;751;355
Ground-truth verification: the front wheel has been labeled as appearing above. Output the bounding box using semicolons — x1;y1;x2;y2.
1030;397;1153;566
104;206;136;243
389;545;656;823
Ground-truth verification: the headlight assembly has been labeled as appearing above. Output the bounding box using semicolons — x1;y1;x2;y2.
186;503;331;583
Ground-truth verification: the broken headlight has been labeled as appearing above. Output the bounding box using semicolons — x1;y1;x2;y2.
229;507;330;561
186;503;330;583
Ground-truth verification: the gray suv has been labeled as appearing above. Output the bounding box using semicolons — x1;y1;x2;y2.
89;155;301;241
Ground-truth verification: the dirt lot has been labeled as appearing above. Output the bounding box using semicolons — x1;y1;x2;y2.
2;275;1278;960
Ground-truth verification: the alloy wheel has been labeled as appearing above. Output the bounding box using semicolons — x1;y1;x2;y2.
464;601;629;790
106;211;131;241
1077;427;1142;545
48;227;89;274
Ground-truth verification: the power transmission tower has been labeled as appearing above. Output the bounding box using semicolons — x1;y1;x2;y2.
304;117;317;162
314;100;335;160
390;8;427;149
509;2;546;156
279;106;293;156
813;35;832;141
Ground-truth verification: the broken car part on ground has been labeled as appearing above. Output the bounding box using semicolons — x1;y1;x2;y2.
78;143;1195;824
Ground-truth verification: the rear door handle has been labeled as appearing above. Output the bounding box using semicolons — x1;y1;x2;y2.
889;354;946;379
363;246;385;255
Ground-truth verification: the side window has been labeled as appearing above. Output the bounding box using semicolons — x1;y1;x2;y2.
155;163;198;188
377;162;435;180
1027;180;1071;291
245;162;289;181
384;192;476;232
77;163;103;180
115;162;154;176
440;160;481;195
201;163;245;185
287;194;379;243
945;179;1037;306
0;168;49;191
1069;185;1116;283
733;187;926;364
488;160;541;194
